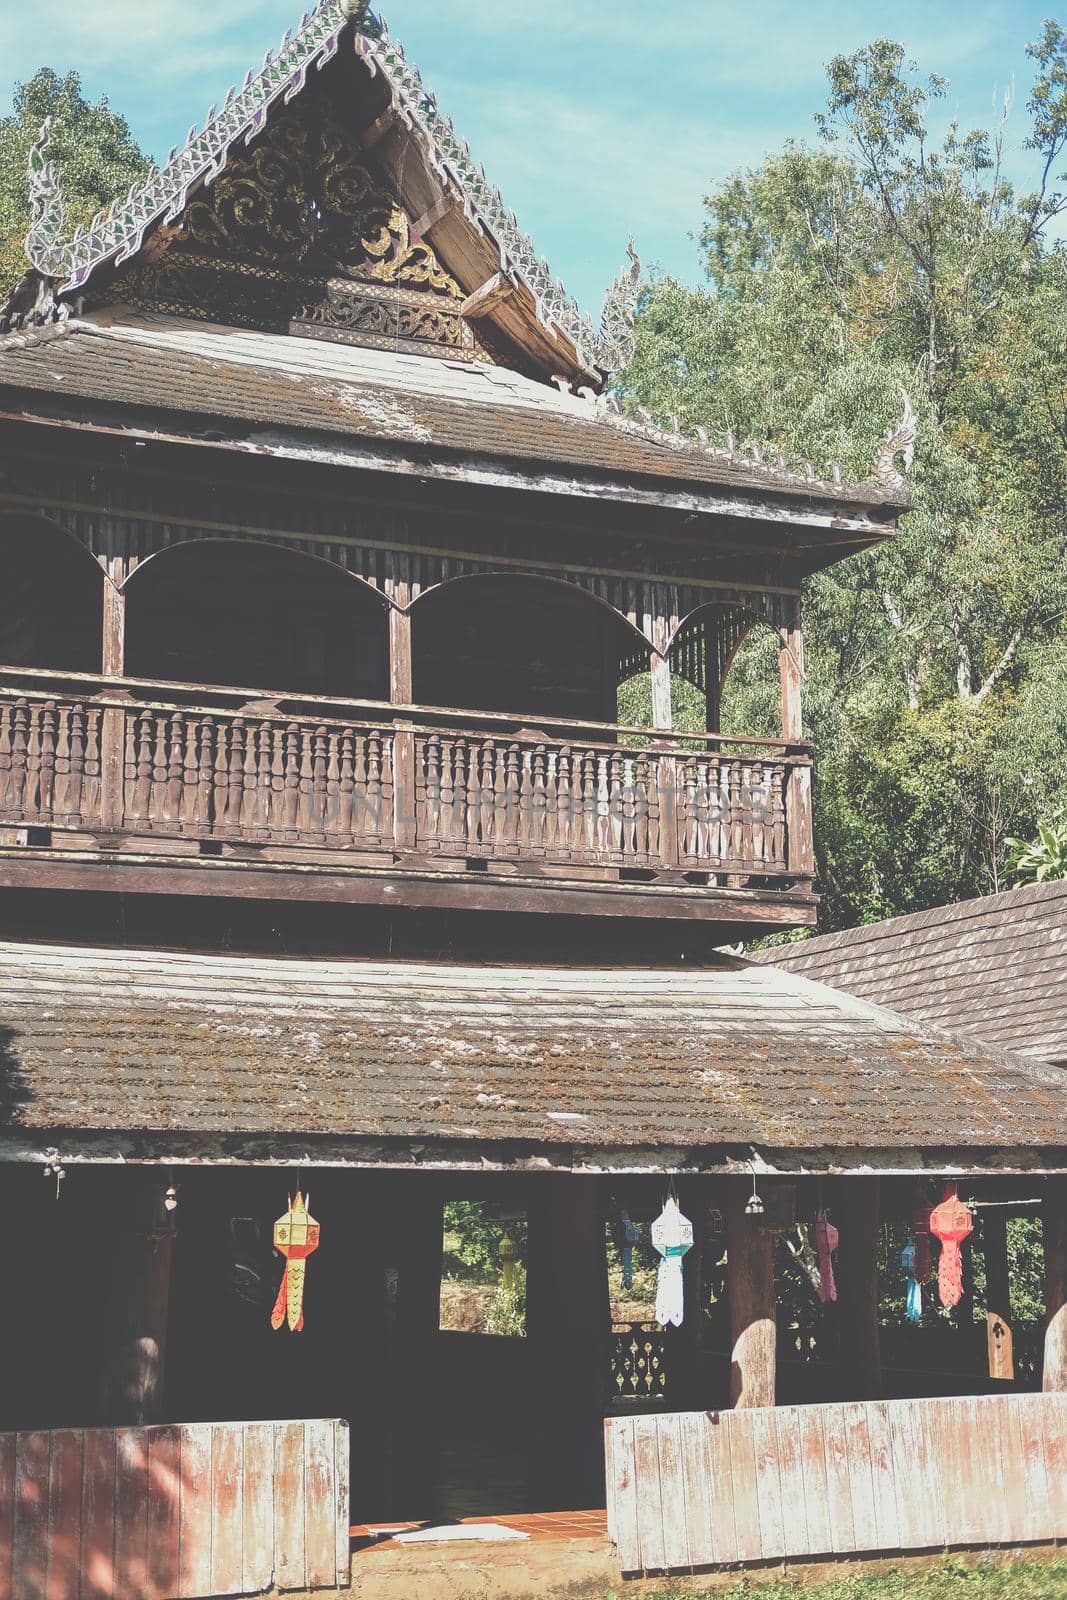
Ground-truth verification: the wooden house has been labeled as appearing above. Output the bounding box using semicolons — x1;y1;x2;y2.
0;3;1064;1592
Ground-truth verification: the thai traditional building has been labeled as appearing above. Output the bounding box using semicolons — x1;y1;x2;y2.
0;3;1064;1593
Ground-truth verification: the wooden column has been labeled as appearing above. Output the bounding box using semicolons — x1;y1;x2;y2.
676;1178;707;1409
837;1177;882;1401
1043;1174;1067;1392
983;1210;1014;1381
388;605;412;706
100;580;127;829
779;623;803;741
99;1171;175;1426
526;1174;610;1503
780;621;814;878
650;652;673;733
386;1175;443;1519
726;1176;776;1408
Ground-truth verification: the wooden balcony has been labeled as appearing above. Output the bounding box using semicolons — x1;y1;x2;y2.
0;668;816;926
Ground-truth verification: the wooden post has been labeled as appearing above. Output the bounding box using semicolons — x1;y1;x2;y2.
100;581;127;829
983;1210;1014;1381
650;652;673;733
726;1176;776;1408
779;623;803;741
677;1177;707;1409
1043;1175;1067;1392
388;606;412;706
837;1177;881;1401
386;1175;443;1519
526;1174;610;1504
99;1172;175;1426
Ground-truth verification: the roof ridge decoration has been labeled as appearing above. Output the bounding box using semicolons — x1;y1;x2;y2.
22;0;641;377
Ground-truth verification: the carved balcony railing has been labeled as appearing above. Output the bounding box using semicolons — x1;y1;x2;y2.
0;668;815;905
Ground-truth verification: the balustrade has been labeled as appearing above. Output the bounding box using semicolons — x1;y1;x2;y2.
0;671;812;891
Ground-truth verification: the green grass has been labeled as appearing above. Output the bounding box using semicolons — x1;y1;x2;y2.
606;1557;1067;1600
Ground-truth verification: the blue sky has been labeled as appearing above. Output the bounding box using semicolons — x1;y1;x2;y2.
1;1;1061;312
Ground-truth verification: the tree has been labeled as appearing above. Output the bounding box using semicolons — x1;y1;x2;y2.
622;27;1067;928
0;69;149;302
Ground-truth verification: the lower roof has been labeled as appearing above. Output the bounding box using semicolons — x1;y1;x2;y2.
752;881;1067;1070
0;940;1062;1173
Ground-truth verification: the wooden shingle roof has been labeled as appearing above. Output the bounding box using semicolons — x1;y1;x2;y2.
752;881;1067;1068
0;940;1063;1173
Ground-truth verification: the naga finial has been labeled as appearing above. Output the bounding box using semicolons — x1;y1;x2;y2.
25;120;68;275
596;239;641;376
874;389;917;491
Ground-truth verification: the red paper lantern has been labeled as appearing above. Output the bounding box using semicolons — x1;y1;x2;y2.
929;1185;973;1308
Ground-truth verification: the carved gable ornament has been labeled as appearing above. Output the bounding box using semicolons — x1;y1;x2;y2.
111;98;496;362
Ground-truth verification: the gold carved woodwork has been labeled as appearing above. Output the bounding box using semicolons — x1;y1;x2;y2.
175;102;460;296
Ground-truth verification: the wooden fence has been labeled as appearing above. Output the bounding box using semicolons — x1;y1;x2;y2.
0;1418;350;1599
606;1392;1067;1575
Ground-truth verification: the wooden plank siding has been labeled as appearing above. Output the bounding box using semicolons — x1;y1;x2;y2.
0;1419;349;1599
606;1393;1067;1575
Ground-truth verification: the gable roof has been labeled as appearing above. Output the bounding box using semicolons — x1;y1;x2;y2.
0;940;1063;1171
16;1;637;385
751;880;1067;1069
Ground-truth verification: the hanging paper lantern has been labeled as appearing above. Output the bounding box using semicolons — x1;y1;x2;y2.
617;1209;640;1291
912;1191;933;1285
930;1185;973;1308
814;1210;838;1303
651;1197;693;1327
270;1191;320;1333
901;1237;922;1322
499;1232;518;1293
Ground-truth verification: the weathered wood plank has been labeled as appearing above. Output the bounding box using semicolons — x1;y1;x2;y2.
971;1394;1012;1545
14;1432;51;1600
679;1412;714;1569
304;1420;336;1590
821;1404;856;1555
654;1415;689;1572
1014;1393;1052;1543
45;1430;83;1600
796;1403;832;1556
750;1406;785;1559
242;1424;275;1594
605;1419;640;1574
81;1430;117;1600
113;1430;149;1600
333;1422;350;1589
704;1411;738;1566
0;1431;16;1600
866;1401;900;1553
723;1411;763;1563
1044;1392;1067;1540
209;1424;244;1596
177;1424;212;1600
772;1407;809;1559
145;1426;181;1600
273;1422;306;1591
632;1416;665;1572
843;1404;878;1552
917;1398;948;1550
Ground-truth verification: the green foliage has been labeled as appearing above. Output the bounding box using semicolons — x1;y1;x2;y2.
0;68;149;300
621;28;1067;928
1006;804;1067;884
484;1277;526;1337
610;1556;1067;1599
441;1200;526;1279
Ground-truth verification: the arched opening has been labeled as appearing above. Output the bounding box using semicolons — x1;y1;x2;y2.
125;540;389;699
0;515;104;672
667;603;785;738
411;575;649;723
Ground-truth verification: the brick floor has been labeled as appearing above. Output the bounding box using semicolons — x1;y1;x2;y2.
351;1508;608;1553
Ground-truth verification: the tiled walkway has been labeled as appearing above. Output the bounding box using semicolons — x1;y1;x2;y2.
351;1508;608;1553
